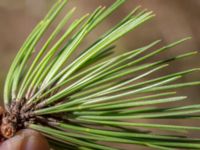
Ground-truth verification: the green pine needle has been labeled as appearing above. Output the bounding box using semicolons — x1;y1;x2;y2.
3;0;200;149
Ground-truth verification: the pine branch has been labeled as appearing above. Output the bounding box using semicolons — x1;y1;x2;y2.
1;0;200;149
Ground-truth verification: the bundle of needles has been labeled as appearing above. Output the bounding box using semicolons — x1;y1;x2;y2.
1;0;200;149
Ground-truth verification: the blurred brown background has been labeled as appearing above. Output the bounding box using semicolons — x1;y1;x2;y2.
0;0;200;149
